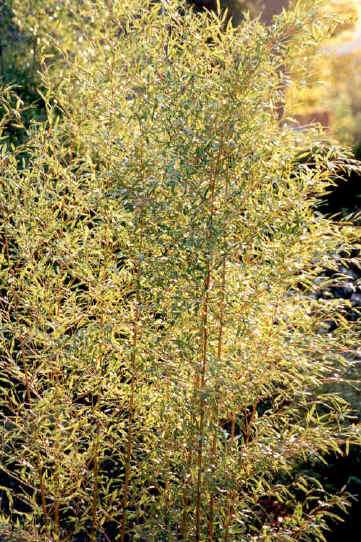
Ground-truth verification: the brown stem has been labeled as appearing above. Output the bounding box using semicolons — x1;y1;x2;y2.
181;446;193;539
91;432;100;541
54;500;60;542
19;336;31;404
120;259;141;542
53;411;62;542
207;413;218;542
208;143;230;540
223;409;236;542
24;364;31;404
195;268;211;542
38;464;48;519
195;132;225;540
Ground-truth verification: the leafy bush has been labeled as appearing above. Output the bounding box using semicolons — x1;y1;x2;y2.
0;1;360;540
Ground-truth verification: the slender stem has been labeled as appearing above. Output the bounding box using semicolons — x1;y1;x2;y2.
38;461;48;519
54;500;60;542
20;336;31;404
24;363;31;404
53;400;62;542
91;431;100;541
120;255;141;542
181;446;193;539
207;256;227;541
195;267;211;542
207;138;231;541
195;134;224;541
223;411;236;542
40;478;47;518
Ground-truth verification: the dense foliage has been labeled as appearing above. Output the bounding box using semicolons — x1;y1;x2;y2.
0;1;360;540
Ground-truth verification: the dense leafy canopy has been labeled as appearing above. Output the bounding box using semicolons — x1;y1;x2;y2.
0;1;360;540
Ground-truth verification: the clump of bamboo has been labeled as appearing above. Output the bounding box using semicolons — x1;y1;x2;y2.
0;1;360;540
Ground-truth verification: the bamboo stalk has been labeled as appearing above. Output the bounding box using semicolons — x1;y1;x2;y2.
195;267;211;542
207;135;231;541
38;462;48;520
223;411;236;542
207;256;227;541
91;432;100;541
195;134;224;541
120;208;143;541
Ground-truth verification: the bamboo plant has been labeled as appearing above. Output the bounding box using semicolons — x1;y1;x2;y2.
0;1;360;540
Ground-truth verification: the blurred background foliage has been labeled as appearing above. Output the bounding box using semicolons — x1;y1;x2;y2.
284;1;361;148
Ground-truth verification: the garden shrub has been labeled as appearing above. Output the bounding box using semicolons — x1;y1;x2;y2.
1;1;360;540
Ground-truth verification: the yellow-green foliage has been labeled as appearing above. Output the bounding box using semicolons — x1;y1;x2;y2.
284;0;361;144
0;1;360;540
325;51;361;146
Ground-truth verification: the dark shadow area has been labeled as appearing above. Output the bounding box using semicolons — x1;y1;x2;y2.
295;144;361;221
0;0;46;145
318;170;361;218
324;446;361;542
186;0;245;25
